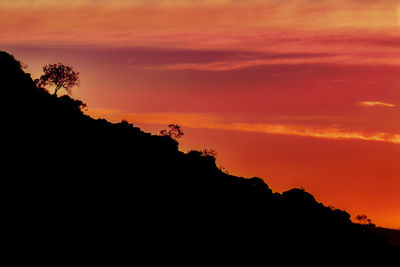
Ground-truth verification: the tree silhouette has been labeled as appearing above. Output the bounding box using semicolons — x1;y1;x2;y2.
39;63;80;96
160;124;184;140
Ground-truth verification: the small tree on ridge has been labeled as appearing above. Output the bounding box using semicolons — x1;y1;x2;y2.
39;63;80;96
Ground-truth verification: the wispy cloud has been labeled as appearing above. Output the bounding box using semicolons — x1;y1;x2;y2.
87;109;400;144
1;0;399;54
145;56;338;71
145;52;400;71
358;101;396;107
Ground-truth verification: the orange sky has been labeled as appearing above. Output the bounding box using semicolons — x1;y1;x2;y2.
1;0;399;228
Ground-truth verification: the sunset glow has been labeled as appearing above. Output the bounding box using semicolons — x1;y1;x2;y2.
1;0;399;228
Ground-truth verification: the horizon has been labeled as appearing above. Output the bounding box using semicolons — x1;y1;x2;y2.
1;0;399;229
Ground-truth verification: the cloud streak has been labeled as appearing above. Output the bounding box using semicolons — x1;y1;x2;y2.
359;101;396;107
87;110;400;144
1;1;399;50
145;53;400;71
2;0;400;71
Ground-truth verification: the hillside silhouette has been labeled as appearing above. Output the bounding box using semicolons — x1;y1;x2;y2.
1;51;398;261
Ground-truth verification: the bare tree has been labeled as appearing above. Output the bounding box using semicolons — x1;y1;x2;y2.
39;63;80;96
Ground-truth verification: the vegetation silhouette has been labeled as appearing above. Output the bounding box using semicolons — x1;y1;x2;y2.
38;63;80;95
160;123;184;140
1;51;398;262
356;214;374;226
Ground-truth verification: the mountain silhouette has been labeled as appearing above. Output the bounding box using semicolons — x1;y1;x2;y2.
1;51;398;262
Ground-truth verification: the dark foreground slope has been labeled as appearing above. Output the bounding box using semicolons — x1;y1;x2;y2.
1;51;397;261
377;228;400;247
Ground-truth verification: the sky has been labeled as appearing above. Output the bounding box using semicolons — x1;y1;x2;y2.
1;0;399;228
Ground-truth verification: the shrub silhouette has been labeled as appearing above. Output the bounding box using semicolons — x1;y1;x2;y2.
200;148;217;157
356;214;375;227
160;123;184;139
1;51;398;261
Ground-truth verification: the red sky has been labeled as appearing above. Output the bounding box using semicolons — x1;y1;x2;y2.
1;0;399;228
